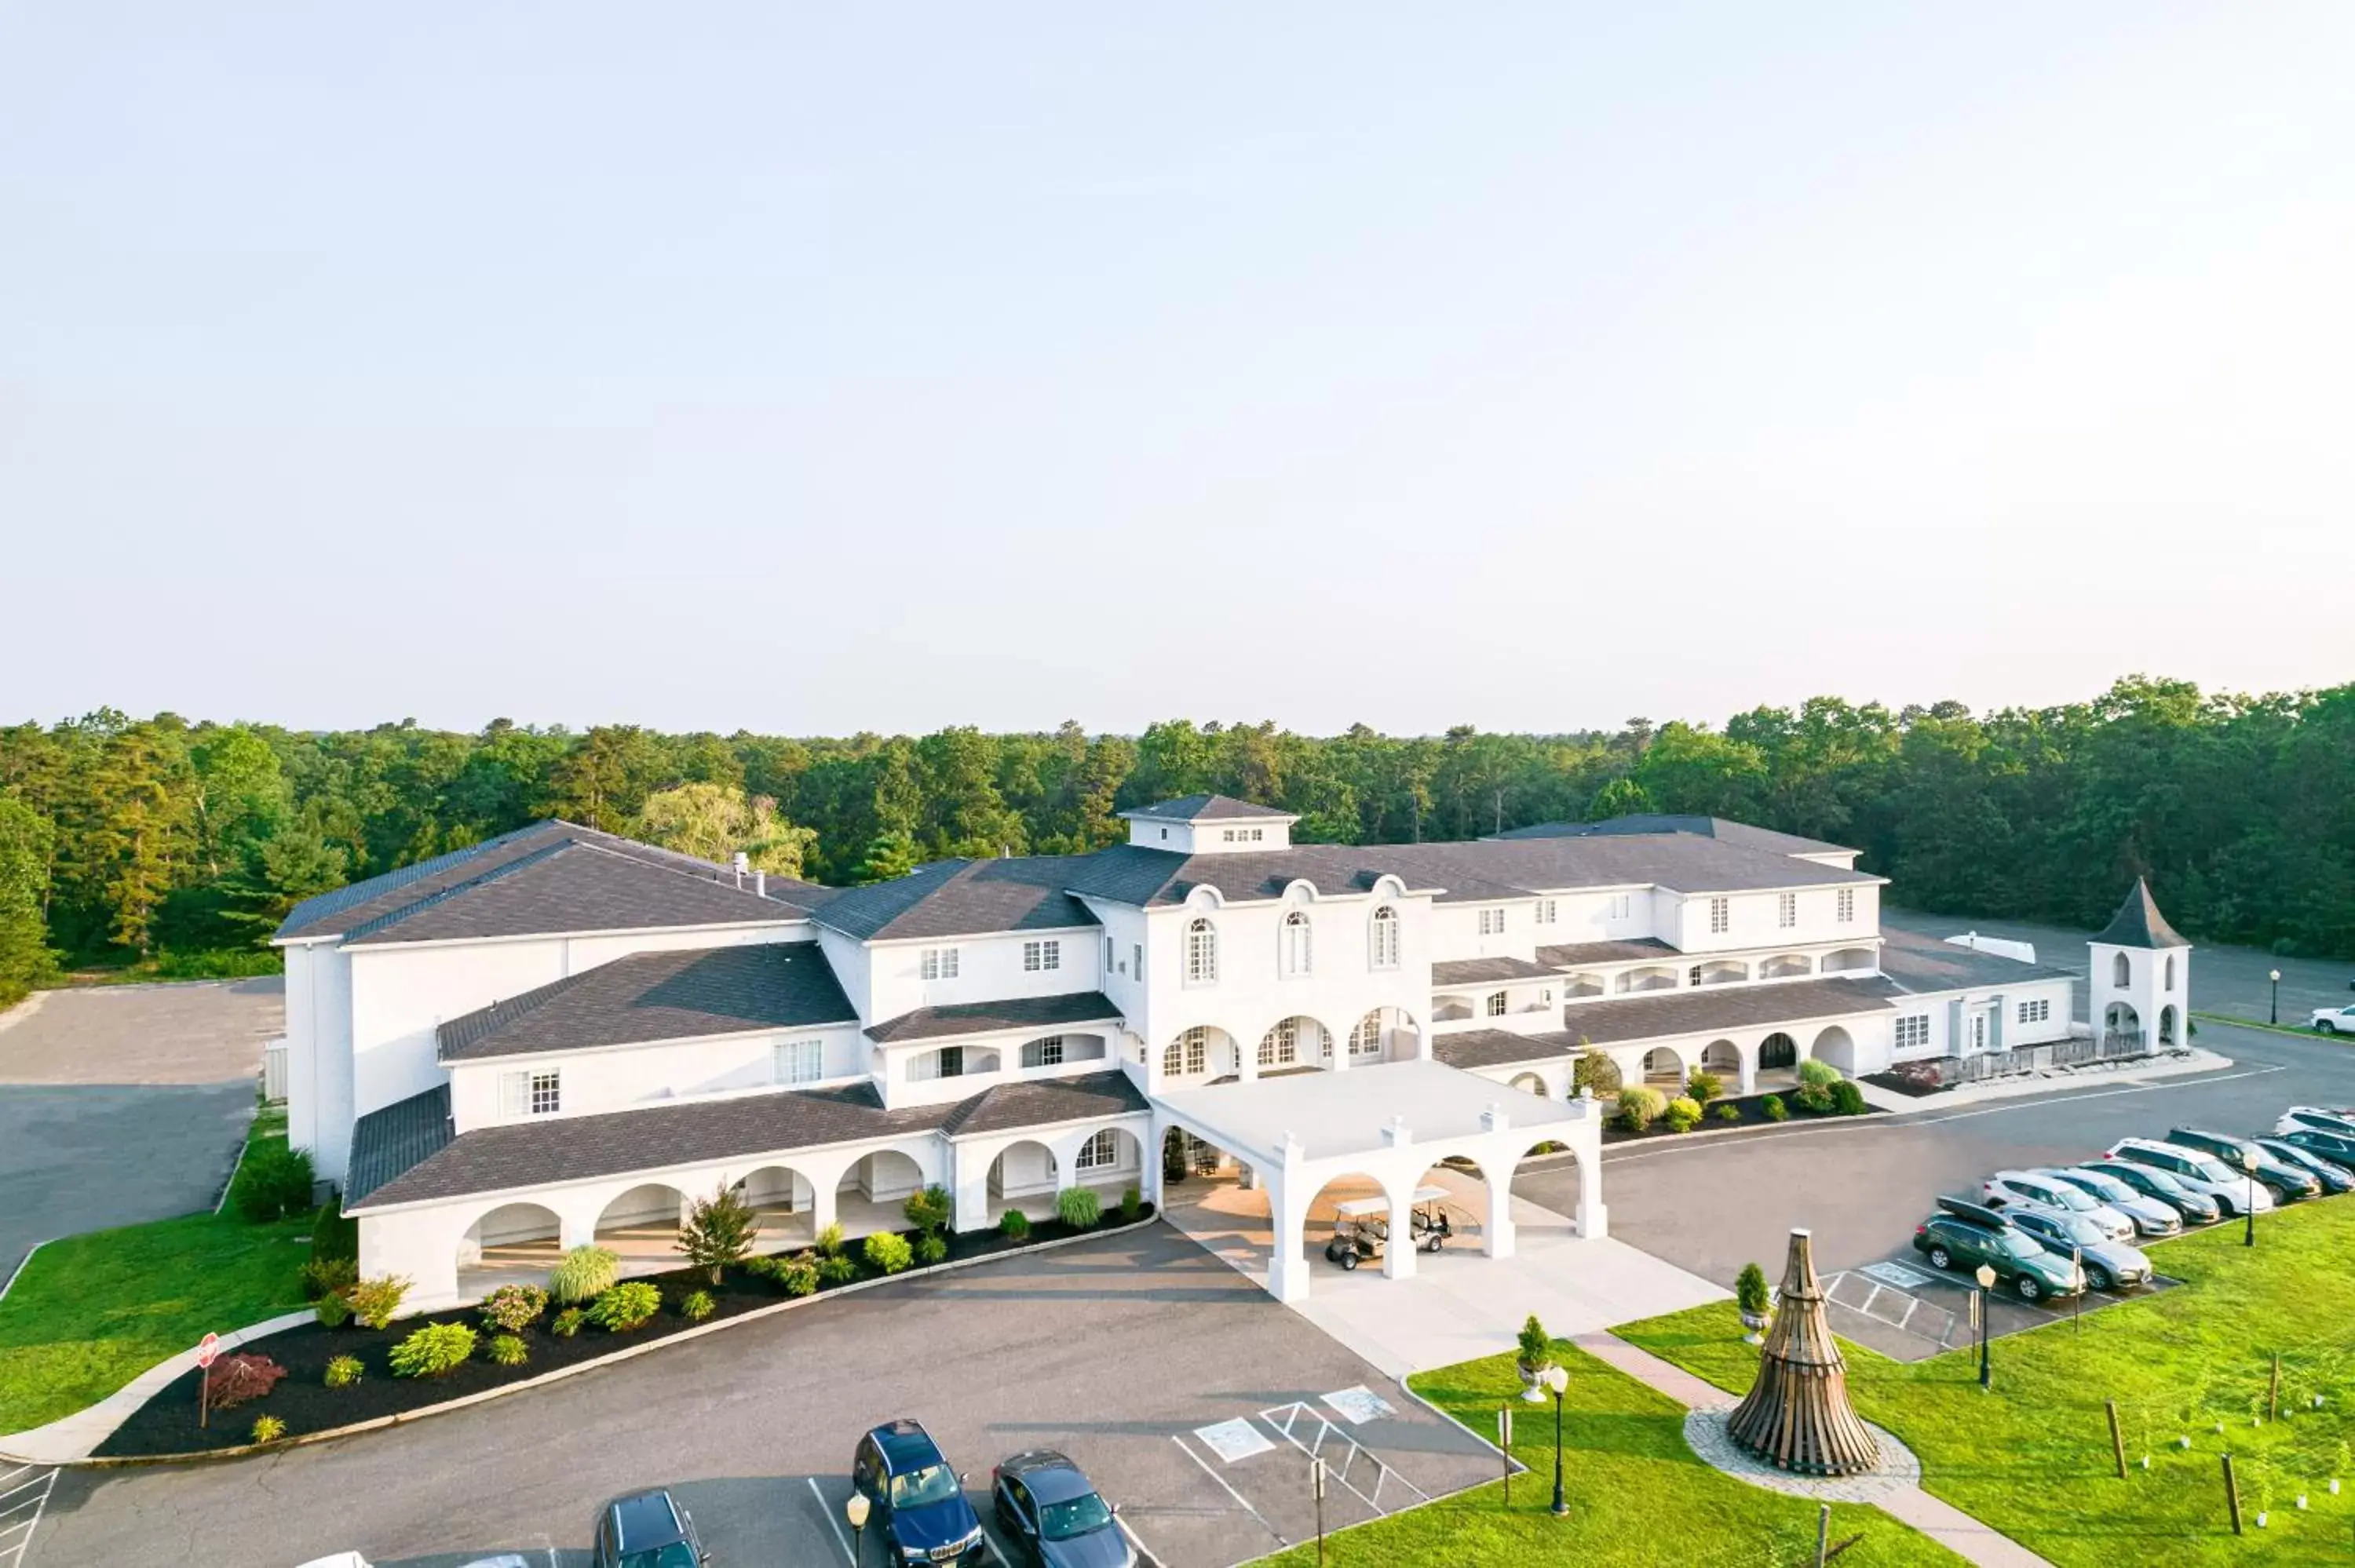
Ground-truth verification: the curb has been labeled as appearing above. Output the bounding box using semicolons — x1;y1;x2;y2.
0;989;46;1037
5;1212;1163;1468
0;1239;47;1306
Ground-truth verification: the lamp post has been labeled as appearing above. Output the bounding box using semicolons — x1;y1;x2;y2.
845;1492;870;1566
1521;1363;1570;1516
2244;1147;2259;1249
1975;1264;1996;1391
2270;969;2281;1027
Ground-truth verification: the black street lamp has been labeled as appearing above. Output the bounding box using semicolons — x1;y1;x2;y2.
1521;1363;1570;1516
2270;969;2282;1027
2244;1147;2260;1249
1974;1264;1996;1390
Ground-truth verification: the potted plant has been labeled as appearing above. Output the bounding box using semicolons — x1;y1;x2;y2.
1515;1314;1556;1389
1736;1262;1773;1344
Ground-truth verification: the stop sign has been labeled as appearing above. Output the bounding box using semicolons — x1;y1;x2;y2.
195;1332;221;1369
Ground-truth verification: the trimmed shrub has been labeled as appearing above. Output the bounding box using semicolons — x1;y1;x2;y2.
345;1274;411;1330
1663;1096;1703;1134
230;1141;316;1223
1119;1185;1143;1223
207;1353;286;1410
1684;1069;1723;1106
323;1355;364;1389
864;1231;915;1274
550;1307;586;1338
1572;1047;1622;1099
1616;1085;1666;1133
904;1184;953;1234
486;1333;528;1367
999;1209;1031;1241
1831;1080;1869;1116
915;1232;948;1266
817;1253;858;1286
548;1245;621;1306
389;1322;476;1378
1795;1081;1835;1113
1516;1314;1554;1374
1057;1187;1102;1231
479;1283;549;1333
250;1415;287;1444
780;1259;820;1297
1797;1058;1843;1089
313;1291;352;1329
678;1289;716;1322
675;1184;758;1285
815;1221;846;1257
1736;1262;1773;1316
587;1281;663;1333
1762;1094;1789;1122
300;1256;359;1301
1712;1103;1740;1121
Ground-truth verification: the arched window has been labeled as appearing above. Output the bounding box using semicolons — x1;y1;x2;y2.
1186;917;1218;984
1349;1010;1384;1056
1280;910;1313;978
1369;905;1400;970
1258;1019;1298;1067
2163;954;2176;991
1162;1026;1208;1077
1486;991;1508;1017
2112;951;2130;987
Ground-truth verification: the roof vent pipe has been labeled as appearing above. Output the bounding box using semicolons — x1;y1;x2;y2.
732;851;750;888
754;870;766;897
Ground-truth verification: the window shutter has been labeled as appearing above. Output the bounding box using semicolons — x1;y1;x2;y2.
499;1071;527;1118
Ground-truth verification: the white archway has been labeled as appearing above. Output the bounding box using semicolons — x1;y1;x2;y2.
1812;1025;1858;1076
1758;953;1813;979
458;1200;563;1287
1618;965;1678;994
736;1164;820;1249
1641;1046;1685;1088
1822;947;1876;974
988;1138;1060;1220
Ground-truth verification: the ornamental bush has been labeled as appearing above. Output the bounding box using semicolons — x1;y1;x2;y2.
389;1322;477;1378
815;1221;846;1257
548;1245;621;1306
1663;1096;1703;1133
478;1283;549;1333
1516;1314;1554;1373
587;1281;663;1332
1057;1187;1102;1230
313;1290;353;1329
230;1141;316;1223
1736;1262;1773;1316
678;1289;716;1322
675;1184;758;1285
904;1183;953;1235
1616;1085;1666;1133
207;1353;287;1410
300;1256;359;1301
250;1415;287;1444
1712;1103;1741;1121
1797;1057;1843;1088
816;1253;858;1285
1831;1080;1870;1116
1795;1081;1835;1113
550;1307;586;1338
915;1232;948;1266
323;1355;364;1389
780;1258;820;1297
1684;1069;1723;1106
864;1231;915;1274
999;1209;1031;1240
1762;1094;1789;1122
486;1333;528;1367
345;1274;411;1330
1119;1184;1143;1223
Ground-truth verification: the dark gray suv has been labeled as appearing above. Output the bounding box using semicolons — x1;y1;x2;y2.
593;1489;708;1568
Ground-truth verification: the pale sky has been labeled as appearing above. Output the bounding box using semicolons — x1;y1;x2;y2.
3;5;2349;736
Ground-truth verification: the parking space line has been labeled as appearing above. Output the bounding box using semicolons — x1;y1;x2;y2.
1113;1511;1159;1566
0;1468;53;1568
1171;1434;1287;1547
805;1475;856;1567
1258;1402;1428;1516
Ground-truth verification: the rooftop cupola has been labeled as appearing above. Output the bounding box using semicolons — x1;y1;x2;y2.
1119;793;1297;854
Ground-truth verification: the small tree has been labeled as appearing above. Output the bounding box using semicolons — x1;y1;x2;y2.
1736;1262;1772;1316
904;1183;953;1236
676;1183;758;1285
1572;1042;1621;1098
1516;1314;1555;1378
1684;1069;1723;1107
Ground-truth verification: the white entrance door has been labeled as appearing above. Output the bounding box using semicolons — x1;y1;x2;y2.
1969;1012;1988;1053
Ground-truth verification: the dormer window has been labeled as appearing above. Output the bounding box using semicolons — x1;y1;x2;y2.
1369;905;1400;970
500;1068;561;1118
920;947;960;981
1778;893;1796;928
1280;910;1313;978
1023;939;1061;973
1708;898;1729;935
1185;917;1218;984
1478;908;1506;936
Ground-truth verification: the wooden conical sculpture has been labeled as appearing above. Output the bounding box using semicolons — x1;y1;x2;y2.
1726;1227;1883;1475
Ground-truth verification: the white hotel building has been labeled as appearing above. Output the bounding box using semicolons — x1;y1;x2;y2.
279;795;2090;1308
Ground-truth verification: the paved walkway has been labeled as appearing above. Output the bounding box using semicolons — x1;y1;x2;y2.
0;1309;316;1464
1854;1047;2232;1117
1586;1331;2054;1568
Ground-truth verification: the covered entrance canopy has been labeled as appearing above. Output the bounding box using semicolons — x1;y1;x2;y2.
1154;1059;1605;1302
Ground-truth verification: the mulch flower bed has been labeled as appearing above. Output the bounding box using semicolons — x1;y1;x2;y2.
1596;1091;1879;1145
98;1209;1152;1457
1861;1068;1951;1099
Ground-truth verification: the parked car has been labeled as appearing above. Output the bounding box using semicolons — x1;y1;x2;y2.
853;1420;988;1567
593;1490;707;1568
1981;1170;2134;1241
2273;1126;2355;1174
2161;1128;2322;1202
2077;1158;2222;1224
991;1449;1136;1567
1911;1199;2086;1303
2003;1209;2152;1291
2254;1138;2355;1194
2038;1167;2182;1237
2276;1106;2355;1139
2103;1138;2273;1216
2310;1005;2355;1035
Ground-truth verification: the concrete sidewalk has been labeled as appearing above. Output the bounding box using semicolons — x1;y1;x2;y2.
1855;1047;2233;1117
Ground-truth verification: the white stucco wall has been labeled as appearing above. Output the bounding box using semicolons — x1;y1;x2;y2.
447;1023;869;1132
860;925;1103;1030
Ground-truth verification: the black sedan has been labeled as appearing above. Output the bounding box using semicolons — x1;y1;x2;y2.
991;1449;1134;1567
2255;1138;2355;1194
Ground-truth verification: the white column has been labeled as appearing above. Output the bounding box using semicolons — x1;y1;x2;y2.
810;1169;841;1238
1575;1150;1608;1240
1737;1045;1758;1097
1483;1166;1517;1259
1381;1174;1419;1280
1265;1168;1310;1303
953;1143;991;1234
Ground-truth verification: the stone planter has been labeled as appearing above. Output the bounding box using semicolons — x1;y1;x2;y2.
1739;1307;1772;1347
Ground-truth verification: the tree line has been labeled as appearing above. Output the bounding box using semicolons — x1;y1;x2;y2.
1;674;2349;1004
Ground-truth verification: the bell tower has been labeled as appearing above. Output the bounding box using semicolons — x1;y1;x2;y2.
2087;877;2190;1052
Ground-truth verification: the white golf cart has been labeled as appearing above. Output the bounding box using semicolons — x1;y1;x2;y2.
1324;1186;1454;1270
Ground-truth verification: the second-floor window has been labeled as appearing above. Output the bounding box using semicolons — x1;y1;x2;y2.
2018;999;2051;1024
937;1045;966;1078
1280;910;1313;977
1608;893;1631;920
1258;1019;1298;1067
1777;893;1796;928
1536;899;1557;924
1837;888;1855;924
1349;1010;1384;1056
1022;1034;1065;1068
1024;939;1061;973
500;1068;561;1118
1163;1026;1208;1076
1486;991;1507;1017
1708;897;1730;935
1369;905;1400;969
1185;917;1218;984
774;1039;823;1085
921;947;960;980
1478;907;1506;936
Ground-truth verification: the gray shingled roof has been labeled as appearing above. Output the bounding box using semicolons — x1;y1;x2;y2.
1491;815;1855;858
436;943;856;1063
1875;928;2079;996
1432;956;1565;986
345;1071;1145;1210
277;819;830;945
2096;877;2190;950
1120;793;1295;822
345;1084;455;1205
1554;975;1904;1045
864;991;1123;1045
814;857;1101;943
1536;937;1681;968
1430;1028;1580;1072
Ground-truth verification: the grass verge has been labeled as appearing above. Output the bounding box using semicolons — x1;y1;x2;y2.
1619;1198;2355;1566
1254;1340;1961;1567
0;1106;312;1435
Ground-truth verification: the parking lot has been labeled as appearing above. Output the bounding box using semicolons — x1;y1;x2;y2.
28;1224;1501;1568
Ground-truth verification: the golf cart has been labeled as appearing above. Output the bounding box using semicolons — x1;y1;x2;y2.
1324;1187;1453;1270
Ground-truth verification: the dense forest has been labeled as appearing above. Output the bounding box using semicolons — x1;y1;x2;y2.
2;675;2350;1005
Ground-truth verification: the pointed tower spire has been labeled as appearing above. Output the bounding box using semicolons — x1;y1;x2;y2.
1726;1228;1883;1475
2095;877;2189;950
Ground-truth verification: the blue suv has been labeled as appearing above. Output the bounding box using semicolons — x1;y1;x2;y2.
853;1419;987;1566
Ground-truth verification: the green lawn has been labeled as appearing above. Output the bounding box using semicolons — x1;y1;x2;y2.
1619;1200;2355;1566
0;1109;314;1435
1257;1340;1962;1567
